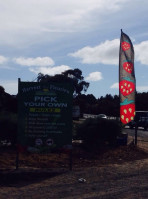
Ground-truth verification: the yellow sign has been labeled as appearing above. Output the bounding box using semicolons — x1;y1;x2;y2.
29;108;61;113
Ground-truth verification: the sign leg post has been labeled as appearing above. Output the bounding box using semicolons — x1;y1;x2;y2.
16;150;19;170
69;149;72;171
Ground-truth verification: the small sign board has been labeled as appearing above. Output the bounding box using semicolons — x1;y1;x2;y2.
18;80;73;153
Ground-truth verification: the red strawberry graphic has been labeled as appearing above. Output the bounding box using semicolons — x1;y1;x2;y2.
121;40;130;51
119;77;135;96
120;99;135;124
123;60;133;73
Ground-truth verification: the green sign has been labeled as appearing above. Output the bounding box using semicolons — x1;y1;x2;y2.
18;80;73;153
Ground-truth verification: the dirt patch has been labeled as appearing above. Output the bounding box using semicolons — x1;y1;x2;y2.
0;140;148;199
0;159;148;199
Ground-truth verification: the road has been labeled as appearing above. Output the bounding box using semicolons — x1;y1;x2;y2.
124;126;148;140
123;126;148;152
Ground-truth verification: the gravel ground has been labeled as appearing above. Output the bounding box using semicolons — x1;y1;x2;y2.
0;159;148;199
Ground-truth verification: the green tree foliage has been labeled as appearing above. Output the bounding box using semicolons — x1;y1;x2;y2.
74;94;98;114
75;94;120;116
136;92;148;111
97;94;120;116
37;68;89;96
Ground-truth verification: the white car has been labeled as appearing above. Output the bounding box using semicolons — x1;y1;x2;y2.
97;114;107;119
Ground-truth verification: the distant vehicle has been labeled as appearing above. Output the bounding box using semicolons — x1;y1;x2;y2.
128;111;148;130
97;114;107;119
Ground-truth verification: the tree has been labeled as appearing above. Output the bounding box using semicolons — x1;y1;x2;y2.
0;86;5;94
85;94;97;104
37;68;89;96
0;85;17;113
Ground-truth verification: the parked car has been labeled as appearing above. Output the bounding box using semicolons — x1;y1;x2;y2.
97;114;107;119
128;111;148;130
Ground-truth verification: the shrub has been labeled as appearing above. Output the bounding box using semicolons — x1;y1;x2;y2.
76;117;122;150
0;111;17;146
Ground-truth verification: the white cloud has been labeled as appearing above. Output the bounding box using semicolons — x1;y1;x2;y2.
135;41;148;65
137;86;148;92
0;0;128;46
110;82;119;89
69;38;148;66
13;56;71;76
11;39;148;71
0;65;16;70
85;71;103;81
0;80;18;95
69;39;119;65
29;65;71;75
0;55;8;64
14;57;54;67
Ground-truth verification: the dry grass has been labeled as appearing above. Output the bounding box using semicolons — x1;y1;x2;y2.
0;141;147;169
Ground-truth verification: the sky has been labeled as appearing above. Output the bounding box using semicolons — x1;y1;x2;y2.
0;0;148;98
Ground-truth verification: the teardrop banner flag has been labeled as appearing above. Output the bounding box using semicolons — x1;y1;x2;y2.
119;30;136;124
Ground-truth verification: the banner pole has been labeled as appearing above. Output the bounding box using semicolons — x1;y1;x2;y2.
135;122;138;145
16;150;19;170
